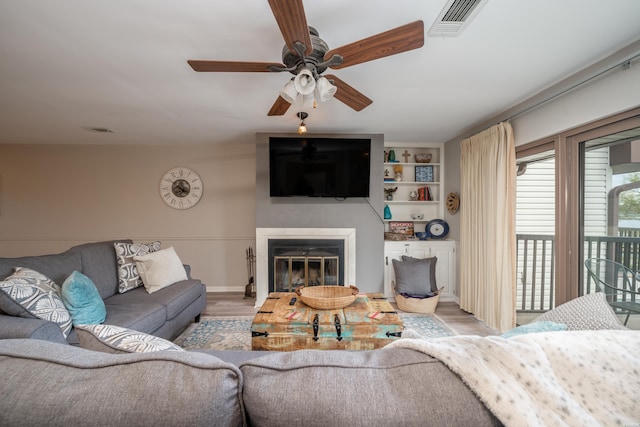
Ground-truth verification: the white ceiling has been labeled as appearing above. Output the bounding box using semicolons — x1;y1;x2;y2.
1;0;639;145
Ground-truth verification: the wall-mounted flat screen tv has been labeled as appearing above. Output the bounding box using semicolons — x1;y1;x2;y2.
269;137;371;198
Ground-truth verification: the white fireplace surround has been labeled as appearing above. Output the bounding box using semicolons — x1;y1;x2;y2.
255;228;356;307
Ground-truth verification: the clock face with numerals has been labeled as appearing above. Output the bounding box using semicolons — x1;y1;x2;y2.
159;167;203;210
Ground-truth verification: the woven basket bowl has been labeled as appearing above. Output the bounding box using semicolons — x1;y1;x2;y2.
295;285;359;310
395;292;440;314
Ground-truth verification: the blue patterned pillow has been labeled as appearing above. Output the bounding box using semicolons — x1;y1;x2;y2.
0;267;72;337
76;324;185;354
61;271;106;326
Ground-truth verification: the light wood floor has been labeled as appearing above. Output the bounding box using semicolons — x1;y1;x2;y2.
204;292;498;336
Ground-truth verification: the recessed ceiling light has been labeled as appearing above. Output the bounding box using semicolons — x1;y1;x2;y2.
84;127;116;133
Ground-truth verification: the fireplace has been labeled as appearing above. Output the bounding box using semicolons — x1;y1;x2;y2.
256;228;356;307
269;239;344;292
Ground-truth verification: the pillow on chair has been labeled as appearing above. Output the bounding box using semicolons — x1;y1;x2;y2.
535;292;627;330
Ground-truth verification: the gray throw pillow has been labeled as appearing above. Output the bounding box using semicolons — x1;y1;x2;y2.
534;292;627;330
76;324;185;354
392;256;438;296
401;256;438;292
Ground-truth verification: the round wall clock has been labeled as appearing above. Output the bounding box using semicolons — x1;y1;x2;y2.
159;167;203;210
426;219;449;239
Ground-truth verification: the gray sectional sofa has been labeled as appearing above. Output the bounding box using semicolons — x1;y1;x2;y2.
1;243;636;426
0;338;500;427
0;240;206;345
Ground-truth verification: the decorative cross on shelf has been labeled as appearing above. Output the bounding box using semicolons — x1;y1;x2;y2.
402;150;411;163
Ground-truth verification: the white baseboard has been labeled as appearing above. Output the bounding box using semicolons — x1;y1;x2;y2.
206;285;246;293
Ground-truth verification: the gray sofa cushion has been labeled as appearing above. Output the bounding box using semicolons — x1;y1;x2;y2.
0;339;245;427
0;314;68;345
240;348;499;427
106;280;205;320
69;240;132;299
103;301;167;332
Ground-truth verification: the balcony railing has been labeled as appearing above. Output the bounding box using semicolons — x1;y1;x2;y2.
516;232;640;313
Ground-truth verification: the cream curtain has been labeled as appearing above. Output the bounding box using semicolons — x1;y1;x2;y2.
460;122;516;332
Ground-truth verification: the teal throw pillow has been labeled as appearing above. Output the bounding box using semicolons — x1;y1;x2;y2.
501;321;567;339
61;271;107;326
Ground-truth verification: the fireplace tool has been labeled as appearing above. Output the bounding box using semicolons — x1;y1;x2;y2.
244;246;256;299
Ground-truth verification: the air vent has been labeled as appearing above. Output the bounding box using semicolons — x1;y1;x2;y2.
428;0;488;37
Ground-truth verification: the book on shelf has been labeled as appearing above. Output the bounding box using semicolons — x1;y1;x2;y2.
417;186;433;201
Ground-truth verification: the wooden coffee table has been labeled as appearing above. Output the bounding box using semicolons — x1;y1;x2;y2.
251;292;404;351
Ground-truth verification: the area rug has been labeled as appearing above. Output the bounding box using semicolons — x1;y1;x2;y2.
174;313;457;351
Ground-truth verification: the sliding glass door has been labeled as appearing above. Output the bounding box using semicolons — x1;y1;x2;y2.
515;148;555;325
579;127;640;327
516;107;640;326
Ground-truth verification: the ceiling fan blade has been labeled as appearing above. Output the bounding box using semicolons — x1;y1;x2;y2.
188;60;285;72
267;96;291;116
325;74;372;112
325;20;424;69
268;0;313;56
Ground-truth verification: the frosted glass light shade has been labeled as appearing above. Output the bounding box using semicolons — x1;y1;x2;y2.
294;68;316;95
315;77;337;102
279;80;298;104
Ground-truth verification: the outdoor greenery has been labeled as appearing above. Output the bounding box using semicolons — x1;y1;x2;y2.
619;172;640;220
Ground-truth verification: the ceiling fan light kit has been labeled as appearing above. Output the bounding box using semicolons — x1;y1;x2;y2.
187;0;424;119
297;112;308;134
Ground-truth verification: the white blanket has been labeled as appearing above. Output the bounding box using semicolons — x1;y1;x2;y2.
386;330;640;427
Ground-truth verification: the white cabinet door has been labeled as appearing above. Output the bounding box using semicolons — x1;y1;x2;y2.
384;241;456;300
383;242;410;297
428;242;455;300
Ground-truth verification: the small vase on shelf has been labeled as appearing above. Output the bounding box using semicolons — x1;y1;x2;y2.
384;205;392;219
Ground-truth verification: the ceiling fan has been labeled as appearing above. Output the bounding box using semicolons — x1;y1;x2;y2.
188;0;424;116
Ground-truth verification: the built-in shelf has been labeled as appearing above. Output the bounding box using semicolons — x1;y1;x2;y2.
383;142;444;231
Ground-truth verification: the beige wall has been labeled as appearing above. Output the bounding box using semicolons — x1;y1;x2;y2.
0;142;256;292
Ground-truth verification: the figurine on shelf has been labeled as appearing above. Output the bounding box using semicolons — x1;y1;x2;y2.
409;190;419;201
388;149;396;162
384;186;398;201
393;164;403;182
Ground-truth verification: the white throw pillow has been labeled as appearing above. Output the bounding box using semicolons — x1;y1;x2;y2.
134;246;188;294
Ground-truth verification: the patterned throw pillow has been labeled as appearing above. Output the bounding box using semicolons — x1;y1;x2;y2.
535;292;628;330
76;324;185;354
0;267;72;337
114;241;161;293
